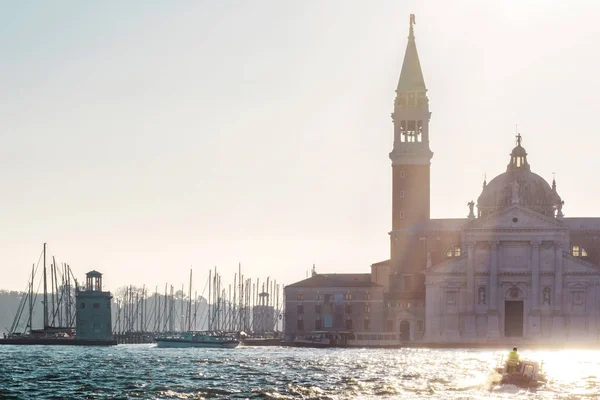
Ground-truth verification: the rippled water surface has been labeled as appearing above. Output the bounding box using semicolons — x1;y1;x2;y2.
1;345;600;399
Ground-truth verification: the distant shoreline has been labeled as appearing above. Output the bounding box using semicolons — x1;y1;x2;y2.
281;340;600;350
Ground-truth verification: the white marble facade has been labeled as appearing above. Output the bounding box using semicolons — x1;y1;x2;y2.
424;205;600;342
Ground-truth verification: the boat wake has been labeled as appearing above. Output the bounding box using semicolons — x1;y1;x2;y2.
485;370;503;389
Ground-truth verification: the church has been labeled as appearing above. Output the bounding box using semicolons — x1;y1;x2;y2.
284;15;600;344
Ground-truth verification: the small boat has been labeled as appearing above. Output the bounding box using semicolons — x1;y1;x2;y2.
240;332;283;346
292;331;354;348
154;331;240;348
493;358;547;388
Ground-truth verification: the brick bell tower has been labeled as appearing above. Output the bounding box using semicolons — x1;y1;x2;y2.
389;15;433;274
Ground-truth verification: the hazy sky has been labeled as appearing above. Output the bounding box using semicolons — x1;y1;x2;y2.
2;1;600;292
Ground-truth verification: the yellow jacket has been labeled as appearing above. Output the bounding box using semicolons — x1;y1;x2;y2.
508;351;519;362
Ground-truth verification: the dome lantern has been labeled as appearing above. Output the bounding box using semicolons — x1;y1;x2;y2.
507;133;530;172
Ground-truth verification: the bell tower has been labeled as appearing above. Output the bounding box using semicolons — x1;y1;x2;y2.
389;14;433;231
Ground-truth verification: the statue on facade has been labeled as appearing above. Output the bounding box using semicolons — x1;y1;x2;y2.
543;287;551;305
556;200;564;218
467;200;475;219
426;252;432;269
511;180;520;205
478;287;486;304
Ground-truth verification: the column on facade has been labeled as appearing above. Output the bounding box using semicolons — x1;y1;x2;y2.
586;284;595;339
465;241;476;336
552;241;565;337
595;283;600;335
553;241;563;312
488;241;499;311
466;242;475;312
424;282;439;341
486;241;501;338
531;241;541;310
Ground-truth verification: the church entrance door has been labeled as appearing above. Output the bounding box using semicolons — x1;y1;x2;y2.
399;320;410;341
504;301;524;337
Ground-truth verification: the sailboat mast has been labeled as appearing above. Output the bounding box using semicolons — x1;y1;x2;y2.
208;269;212;331
28;263;34;331
65;264;71;328
51;257;58;327
43;242;48;329
238;263;242;331
187;268;192;332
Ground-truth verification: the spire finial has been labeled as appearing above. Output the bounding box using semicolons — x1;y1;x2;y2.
409;14;416;39
552;172;557;191
483;173;487;188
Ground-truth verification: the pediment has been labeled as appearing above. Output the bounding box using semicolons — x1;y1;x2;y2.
563;254;600;275
424;255;466;275
465;205;565;231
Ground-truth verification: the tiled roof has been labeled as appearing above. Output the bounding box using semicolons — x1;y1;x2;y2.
286;273;381;288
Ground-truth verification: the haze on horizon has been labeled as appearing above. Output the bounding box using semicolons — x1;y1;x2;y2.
2;0;600;292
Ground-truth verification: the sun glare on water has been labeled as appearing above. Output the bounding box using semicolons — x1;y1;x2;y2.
537;350;600;393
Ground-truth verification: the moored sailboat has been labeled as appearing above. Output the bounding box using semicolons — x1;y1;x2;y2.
0;243;77;344
0;243;116;346
153;269;240;348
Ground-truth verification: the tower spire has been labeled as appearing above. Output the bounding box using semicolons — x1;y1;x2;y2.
396;13;426;92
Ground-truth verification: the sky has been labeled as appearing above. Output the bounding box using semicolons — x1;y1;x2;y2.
2;0;600;293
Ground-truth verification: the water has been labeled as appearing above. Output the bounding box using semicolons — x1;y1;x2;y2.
1;345;599;399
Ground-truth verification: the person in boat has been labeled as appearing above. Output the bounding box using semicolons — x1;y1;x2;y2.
506;347;520;373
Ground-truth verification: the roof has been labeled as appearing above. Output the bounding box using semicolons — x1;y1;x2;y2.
563;218;600;231
396;16;426;92
394;218;469;233
285;273;381;289
371;260;391;268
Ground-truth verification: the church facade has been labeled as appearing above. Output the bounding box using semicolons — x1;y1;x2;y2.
285;16;600;344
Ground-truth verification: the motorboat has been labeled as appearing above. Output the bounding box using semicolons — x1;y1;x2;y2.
155;331;240;348
493;358;547;388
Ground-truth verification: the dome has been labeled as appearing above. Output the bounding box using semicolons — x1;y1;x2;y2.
477;136;562;217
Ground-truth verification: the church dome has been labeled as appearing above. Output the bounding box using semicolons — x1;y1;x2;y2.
477;136;562;217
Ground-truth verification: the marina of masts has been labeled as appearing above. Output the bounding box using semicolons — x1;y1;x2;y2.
110;266;285;344
5;244;284;344
7;243;77;337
